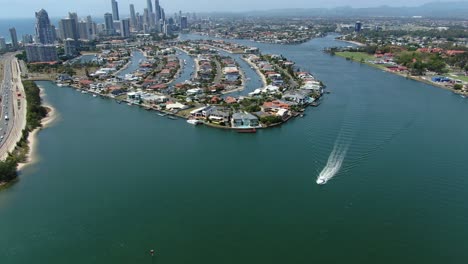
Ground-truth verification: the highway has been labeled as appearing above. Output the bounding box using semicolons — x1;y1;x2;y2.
0;53;27;160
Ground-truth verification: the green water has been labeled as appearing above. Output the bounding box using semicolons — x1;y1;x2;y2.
1;35;468;263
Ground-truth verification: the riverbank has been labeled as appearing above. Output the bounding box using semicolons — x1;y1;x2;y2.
17;102;57;171
335;38;366;47
335;52;464;93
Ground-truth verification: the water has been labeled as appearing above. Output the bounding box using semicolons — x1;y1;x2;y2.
1;35;468;263
117;50;145;77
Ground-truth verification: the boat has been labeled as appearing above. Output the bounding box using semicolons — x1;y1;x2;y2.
127;103;132;106
461;94;466;99
300;114;305;118
237;128;256;133
57;83;64;87
92;94;97;97
311;101;320;107
316;177;327;185
187;119;202;125
167;116;178;120
81;90;88;94
116;100;122;104
158;113;167;116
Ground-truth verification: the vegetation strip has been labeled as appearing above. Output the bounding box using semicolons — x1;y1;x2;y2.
0;81;47;185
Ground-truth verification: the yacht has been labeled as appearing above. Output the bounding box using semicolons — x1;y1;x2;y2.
81;90;88;94
92;94;97;98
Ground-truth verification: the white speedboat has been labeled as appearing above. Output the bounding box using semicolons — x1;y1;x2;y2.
316;177;327;185
93;94;97;97
57;83;64;87
81;90;88;94
187;119;202;125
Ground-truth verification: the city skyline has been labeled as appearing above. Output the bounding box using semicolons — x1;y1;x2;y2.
0;0;465;18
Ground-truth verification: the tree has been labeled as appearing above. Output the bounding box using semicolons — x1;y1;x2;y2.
454;84;463;90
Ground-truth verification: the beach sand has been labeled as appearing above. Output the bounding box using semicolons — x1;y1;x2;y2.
17;88;58;171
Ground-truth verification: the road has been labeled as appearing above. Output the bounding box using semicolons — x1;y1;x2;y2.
0;53;27;160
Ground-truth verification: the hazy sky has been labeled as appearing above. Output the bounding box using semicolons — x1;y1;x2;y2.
0;0;464;18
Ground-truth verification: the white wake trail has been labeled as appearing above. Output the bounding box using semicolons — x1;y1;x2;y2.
316;142;349;185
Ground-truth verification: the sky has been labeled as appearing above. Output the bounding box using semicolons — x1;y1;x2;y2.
0;0;464;19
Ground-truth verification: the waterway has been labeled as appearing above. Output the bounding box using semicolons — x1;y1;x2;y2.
116;50;146;77
1;34;468;263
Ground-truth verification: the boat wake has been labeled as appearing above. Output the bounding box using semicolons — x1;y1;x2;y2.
316;140;349;185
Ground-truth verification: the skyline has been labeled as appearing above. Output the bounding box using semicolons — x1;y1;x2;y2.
0;0;466;18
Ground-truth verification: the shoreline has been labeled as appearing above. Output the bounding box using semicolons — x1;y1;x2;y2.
335;53;462;93
17;89;58;171
241;57;268;87
335;38;366;47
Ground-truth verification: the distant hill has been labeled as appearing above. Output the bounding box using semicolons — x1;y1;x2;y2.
203;2;468;18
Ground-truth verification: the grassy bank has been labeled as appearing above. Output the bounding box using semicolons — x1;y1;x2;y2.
335;51;387;70
0;81;47;185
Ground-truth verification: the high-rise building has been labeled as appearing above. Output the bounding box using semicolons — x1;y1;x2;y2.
78;21;89;40
22;34;34;44
25;44;58;62
0;37;6;50
104;13;115;35
355;21;362;32
111;0;120;21
155;0;161;22
147;0;153;13
9;28;18;48
136;13;143;31
129;4;137;29
35;9;55;44
68;13;80;37
180;16;188;30
64;38;79;56
143;8;150;29
59;18;79;41
86;16;96;40
120;19;131;38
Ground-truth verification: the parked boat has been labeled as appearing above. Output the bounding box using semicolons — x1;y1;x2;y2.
187;119;202;125
57;83;64;87
167;116;178;120
311;101;320;107
116;100;122;104
158;113;167;116
237;128;257;133
92;94;97;98
127;103;132;106
81;90;88;94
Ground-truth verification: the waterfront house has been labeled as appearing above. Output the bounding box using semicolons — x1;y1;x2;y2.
166;102;188;110
208;107;230;123
231;113;260;128
283;90;313;105
190;107;209;119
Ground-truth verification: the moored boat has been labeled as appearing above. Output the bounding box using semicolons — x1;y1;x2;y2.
187;119;202;125
237;128;256;133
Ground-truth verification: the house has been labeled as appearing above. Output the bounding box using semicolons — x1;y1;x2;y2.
225;96;237;104
210;96;222;104
283;90;313;105
208;107;230;123
190;106;209;119
166;102;188;110
187;88;203;96
231;112;260;128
